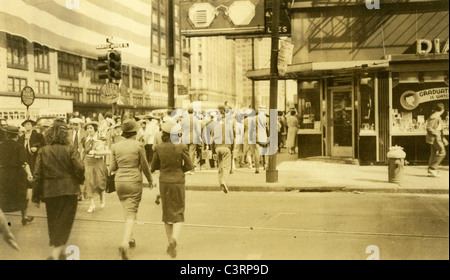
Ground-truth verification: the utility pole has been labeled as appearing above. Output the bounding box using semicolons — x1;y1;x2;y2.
168;0;175;109
251;38;255;110
266;0;279;183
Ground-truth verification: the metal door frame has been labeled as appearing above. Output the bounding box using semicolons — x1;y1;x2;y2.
328;86;355;158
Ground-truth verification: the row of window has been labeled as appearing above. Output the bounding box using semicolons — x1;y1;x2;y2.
7;77;49;95
5;33;181;92
7;34;50;72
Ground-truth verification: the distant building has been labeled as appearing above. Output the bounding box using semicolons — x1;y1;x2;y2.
236;38;296;111
187;36;240;109
0;0;188;125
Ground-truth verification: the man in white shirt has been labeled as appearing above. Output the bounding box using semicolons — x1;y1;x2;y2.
144;117;160;163
69;117;85;154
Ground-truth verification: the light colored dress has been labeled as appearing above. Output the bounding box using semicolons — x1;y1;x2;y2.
286;115;299;149
82;135;107;198
110;138;152;219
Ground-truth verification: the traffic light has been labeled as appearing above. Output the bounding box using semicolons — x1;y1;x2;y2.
97;54;109;81
108;50;122;81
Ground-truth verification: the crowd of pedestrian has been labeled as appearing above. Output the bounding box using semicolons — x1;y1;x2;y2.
0;105;295;258
0;104;345;260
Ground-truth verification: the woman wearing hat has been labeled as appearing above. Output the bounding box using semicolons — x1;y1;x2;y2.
107;123;124;150
18;119;45;176
109;119;153;260
81;121;108;213
0;126;35;226
151;121;193;258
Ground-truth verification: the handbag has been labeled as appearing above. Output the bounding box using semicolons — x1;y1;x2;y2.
106;173;116;193
73;167;85;185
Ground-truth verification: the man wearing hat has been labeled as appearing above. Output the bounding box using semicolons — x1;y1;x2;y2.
69;117;86;154
210;107;234;193
18;119;46;174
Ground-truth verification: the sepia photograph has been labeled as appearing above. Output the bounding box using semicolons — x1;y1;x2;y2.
0;0;448;266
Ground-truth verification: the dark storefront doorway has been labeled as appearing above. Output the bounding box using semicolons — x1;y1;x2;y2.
329;88;354;158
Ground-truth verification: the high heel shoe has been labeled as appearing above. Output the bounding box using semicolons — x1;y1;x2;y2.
87;205;95;213
119;245;129;260
166;240;177;258
100;200;106;208
21;216;34;225
46;252;66;260
129;238;136;248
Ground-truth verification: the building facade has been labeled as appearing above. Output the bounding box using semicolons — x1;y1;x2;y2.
188;36;240;109
0;0;188;125
247;0;449;164
236;37;297;111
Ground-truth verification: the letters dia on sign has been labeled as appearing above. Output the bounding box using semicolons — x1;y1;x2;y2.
417;38;449;55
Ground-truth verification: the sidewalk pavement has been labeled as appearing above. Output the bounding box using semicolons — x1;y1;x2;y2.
180;151;449;195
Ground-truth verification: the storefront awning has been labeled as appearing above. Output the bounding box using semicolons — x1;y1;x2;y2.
245;60;390;81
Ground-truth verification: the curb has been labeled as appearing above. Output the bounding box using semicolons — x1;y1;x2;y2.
185;185;449;194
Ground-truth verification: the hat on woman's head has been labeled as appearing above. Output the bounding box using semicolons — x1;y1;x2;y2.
121;119;140;133
161;121;180;134
161;116;172;123
82;121;99;130
21;119;36;127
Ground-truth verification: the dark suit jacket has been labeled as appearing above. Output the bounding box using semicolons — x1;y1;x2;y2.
18;130;46;171
68;129;86;153
18;130;45;151
151;142;193;184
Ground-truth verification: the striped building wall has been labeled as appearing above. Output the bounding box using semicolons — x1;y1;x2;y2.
0;0;188;122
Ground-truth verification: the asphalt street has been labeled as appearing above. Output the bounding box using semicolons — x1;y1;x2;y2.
1;189;448;260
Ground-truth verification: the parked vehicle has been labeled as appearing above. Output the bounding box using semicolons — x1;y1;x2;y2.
0;118;7;128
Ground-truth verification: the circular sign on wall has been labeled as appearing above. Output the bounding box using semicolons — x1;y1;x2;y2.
21;86;35;107
400;90;421;110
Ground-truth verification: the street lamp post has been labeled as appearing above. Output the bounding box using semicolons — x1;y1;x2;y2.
266;0;279;183
252;38;255;110
168;0;175;109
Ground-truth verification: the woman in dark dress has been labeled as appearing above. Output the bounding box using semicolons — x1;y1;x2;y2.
32;122;84;260
0;126;34;226
151;121;193;258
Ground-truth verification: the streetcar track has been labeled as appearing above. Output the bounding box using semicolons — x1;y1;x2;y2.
6;213;448;240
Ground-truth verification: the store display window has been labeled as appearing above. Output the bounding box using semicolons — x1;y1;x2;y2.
298;80;321;130
392;72;449;135
360;75;376;135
